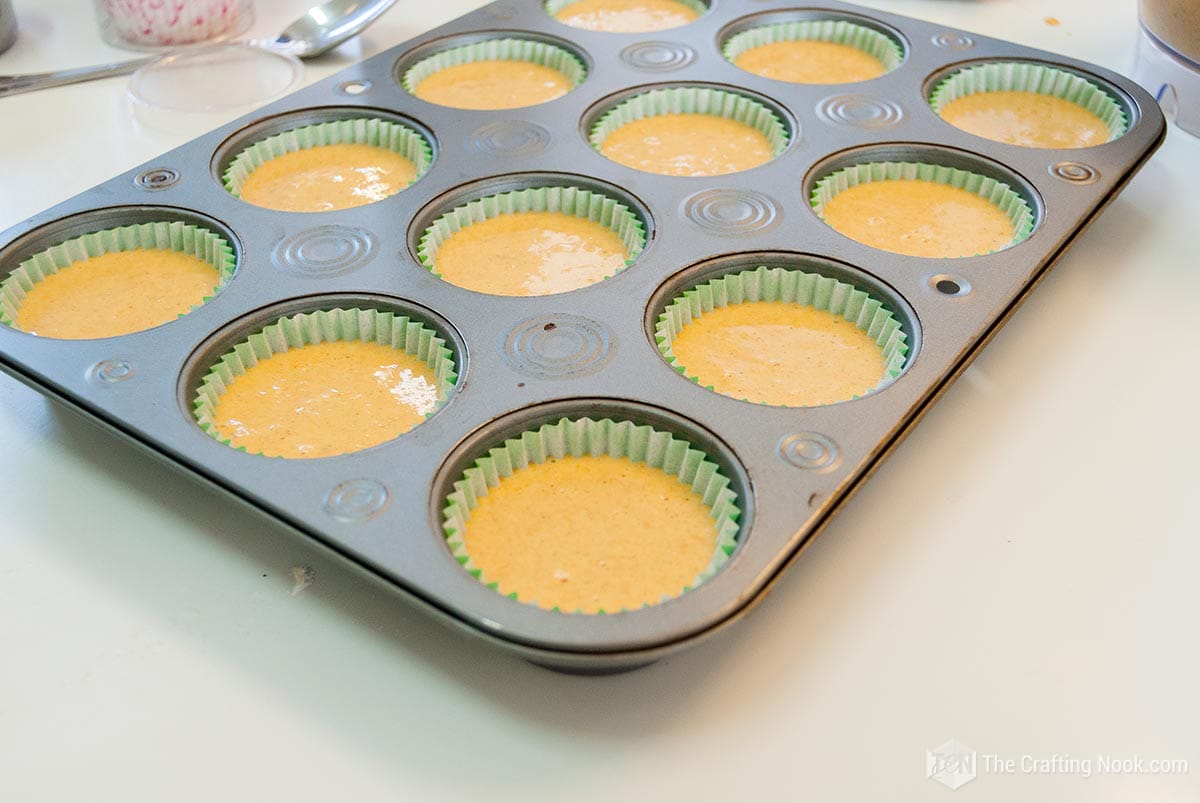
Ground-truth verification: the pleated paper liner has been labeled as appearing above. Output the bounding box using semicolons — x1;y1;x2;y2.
400;37;587;102
655;266;909;405
589;86;790;167
415;185;647;296
192;307;458;457
929;61;1129;146
544;0;708;32
222;118;433;202
722;19;904;81
0;221;236;337
442;416;741;614
810;161;1036;256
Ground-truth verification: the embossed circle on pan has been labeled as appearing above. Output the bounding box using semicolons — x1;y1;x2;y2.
620;41;697;72
273;226;377;277
326;478;391;522
817;94;904;129
778;432;841;471
89;358;136;385
502;314;614;378
1051;162;1101;184
135;167;181;191
465;121;552;157
681;189;780;236
932;31;974;50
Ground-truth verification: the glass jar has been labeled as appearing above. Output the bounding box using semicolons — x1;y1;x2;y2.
94;0;255;50
1135;0;1200;136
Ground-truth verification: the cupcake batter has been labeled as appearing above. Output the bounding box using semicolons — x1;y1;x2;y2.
553;0;700;33
238;143;417;212
413;60;573;110
734;39;888;84
461;453;719;613
669;300;889;406
599;113;775;176
14;248;220;339
212;340;439;459
820;179;1017;258
432;211;630;296
938;90;1111;148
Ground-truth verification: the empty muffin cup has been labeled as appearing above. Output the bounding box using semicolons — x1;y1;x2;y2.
930;62;1129;148
193;307;458;459
811;161;1036;258
722;18;904;84
222;118;433;213
442;415;741;614
0;221;235;340
655;266;909;407
401;37;587;110
589;86;789;177
546;0;707;33
416;185;647;296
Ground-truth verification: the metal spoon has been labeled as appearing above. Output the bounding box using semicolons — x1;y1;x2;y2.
0;0;398;98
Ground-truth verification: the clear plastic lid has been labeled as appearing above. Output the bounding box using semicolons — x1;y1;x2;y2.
128;43;303;133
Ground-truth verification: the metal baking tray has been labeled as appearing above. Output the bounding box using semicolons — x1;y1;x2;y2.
0;0;1165;672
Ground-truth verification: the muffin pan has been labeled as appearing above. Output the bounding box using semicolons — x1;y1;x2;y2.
0;0;1165;671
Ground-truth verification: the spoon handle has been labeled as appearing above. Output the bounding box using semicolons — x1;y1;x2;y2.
0;56;157;98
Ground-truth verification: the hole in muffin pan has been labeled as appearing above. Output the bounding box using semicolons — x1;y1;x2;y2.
210;106;438;206
429;397;754;610
923;58;1139;146
0;205;242;339
336;79;373;96
805;143;1045;258
718;8;909;83
645;251;921;406
930;274;970;297
407;171;655;297
393;30;592;108
178;293;467;459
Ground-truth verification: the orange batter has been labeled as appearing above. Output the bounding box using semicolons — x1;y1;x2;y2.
669;300;889;406
413;60;573;110
599;113;774;177
238;143;417;212
820;179;1017;258
553;0;699;33
938;90;1111;148
14;248;221;339
211;340;439;459
461;453;719;612
431;211;630;296
734;39;888;84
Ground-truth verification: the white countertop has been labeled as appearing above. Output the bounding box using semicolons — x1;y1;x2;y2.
1;1;1197;800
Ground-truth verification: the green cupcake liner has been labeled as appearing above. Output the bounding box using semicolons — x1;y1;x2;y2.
722;19;904;75
192;307;458;455
442;416;741;613
0;221;236;331
811;161;1037;255
545;0;708;21
416;185;647;286
401;38;587;97
930;62;1128;143
222;118;433;199
589;86;790;156
655;266;909;405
